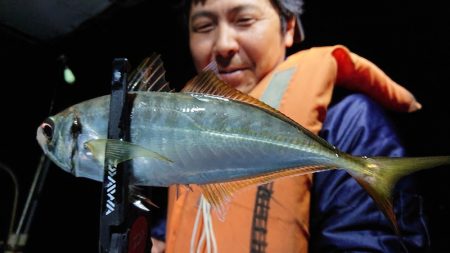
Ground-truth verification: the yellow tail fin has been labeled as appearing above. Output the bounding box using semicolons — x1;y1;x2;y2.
348;155;450;234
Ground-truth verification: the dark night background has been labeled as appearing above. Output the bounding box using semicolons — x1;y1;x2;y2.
1;0;449;252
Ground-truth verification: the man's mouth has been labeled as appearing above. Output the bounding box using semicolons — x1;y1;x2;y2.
219;68;241;76
218;69;243;85
218;67;247;80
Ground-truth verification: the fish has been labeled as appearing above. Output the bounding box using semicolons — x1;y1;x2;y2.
36;54;450;233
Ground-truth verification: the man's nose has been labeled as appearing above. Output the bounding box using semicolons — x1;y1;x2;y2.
213;24;239;61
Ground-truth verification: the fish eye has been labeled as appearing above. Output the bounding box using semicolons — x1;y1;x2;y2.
42;118;54;140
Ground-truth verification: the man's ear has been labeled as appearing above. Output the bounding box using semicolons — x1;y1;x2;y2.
284;16;296;48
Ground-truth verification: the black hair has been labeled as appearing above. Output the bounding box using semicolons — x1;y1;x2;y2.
173;0;305;42
272;0;304;42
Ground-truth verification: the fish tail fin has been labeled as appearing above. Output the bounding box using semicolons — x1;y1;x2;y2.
348;155;450;234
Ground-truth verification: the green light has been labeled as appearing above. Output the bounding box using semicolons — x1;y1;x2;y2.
64;67;75;84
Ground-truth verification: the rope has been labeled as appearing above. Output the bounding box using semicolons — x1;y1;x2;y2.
190;195;218;253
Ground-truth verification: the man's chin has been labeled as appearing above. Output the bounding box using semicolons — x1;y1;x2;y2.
219;76;256;93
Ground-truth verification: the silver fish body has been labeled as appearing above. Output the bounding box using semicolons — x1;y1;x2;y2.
36;64;450;233
37;91;347;187
37;89;450;232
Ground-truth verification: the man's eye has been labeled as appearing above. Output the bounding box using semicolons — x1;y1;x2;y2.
192;23;214;33
236;17;255;26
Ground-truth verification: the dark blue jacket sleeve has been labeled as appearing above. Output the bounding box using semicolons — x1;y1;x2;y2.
309;94;430;253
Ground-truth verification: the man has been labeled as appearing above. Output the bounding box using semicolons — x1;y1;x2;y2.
157;0;428;252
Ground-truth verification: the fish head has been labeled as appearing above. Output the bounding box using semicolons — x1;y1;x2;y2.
36;104;107;179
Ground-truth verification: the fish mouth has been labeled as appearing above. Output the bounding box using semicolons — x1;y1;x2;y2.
36;126;49;154
36;122;75;174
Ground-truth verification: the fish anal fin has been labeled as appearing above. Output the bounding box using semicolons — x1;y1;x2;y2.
183;184;194;192
199;165;332;220
84;139;173;166
176;184;181;200
175;184;193;200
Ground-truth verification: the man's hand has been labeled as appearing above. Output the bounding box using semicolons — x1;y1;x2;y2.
151;237;166;253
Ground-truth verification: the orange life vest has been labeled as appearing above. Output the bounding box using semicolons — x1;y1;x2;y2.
165;45;419;253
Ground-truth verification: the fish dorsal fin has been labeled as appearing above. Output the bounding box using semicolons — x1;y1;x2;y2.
199;165;333;220
203;60;219;74
182;70;336;150
182;70;289;120
127;53;172;92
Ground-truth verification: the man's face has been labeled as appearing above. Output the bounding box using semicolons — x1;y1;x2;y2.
189;0;294;94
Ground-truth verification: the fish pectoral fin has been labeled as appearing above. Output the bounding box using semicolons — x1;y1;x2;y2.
133;194;160;209
199;165;333;221
129;185;160;212
85;139;173;166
